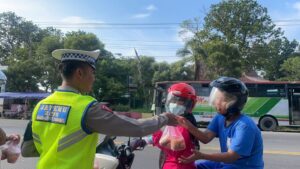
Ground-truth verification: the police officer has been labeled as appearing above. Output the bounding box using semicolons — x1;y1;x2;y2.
178;77;264;169
22;49;178;169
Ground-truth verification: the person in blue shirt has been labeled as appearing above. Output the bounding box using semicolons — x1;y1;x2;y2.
178;77;264;169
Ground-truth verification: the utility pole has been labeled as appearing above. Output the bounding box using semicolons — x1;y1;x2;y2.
134;48;146;108
134;48;143;85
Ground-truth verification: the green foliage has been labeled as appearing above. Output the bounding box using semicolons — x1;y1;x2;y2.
5;59;42;92
64;31;105;51
93;57;128;102
178;0;298;81
169;60;194;81
178;19;210;80
280;56;300;81
0;12;65;92
36;35;63;91
259;38;299;80
110;104;130;112
152;62;171;83
204;0;283;72
0;12;25;63
129;108;151;113
204;40;242;79
205;0;280;42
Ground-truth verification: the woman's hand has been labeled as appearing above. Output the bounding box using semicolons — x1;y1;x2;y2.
178;149;203;164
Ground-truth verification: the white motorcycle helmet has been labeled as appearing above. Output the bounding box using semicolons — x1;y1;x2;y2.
94;153;119;169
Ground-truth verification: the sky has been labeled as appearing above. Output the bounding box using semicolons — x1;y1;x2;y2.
0;0;300;63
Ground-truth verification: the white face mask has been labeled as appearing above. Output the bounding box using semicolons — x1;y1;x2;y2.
168;103;186;115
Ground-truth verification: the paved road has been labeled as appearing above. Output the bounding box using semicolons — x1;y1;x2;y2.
1;119;300;169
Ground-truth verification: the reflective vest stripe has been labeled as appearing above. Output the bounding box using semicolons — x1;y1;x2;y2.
32;132;42;144
57;131;88;152
58;130;85;145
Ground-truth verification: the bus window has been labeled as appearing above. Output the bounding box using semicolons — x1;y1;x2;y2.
246;84;257;97
197;87;210;96
267;89;279;96
256;84;286;97
191;83;210;96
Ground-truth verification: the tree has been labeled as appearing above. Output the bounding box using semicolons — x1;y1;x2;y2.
5;59;42;92
280;56;300;81
256;38;299;80
93;56;129;104
204;0;283;72
204;40;242;79
0;12;61;92
152;62;171;83
178;18;211;80
169;60;194;81
129;56;156;108
0;12;24;63
36;35;63;92
64;31;105;51
179;20;242;79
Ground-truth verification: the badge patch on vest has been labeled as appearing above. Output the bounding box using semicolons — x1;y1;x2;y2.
36;104;71;124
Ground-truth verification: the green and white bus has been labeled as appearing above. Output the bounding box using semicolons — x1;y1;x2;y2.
152;80;300;131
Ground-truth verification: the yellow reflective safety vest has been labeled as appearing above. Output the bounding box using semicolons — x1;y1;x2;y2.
32;90;98;169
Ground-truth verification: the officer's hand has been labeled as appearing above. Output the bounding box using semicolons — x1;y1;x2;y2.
177;116;194;130
163;113;179;126
130;138;147;150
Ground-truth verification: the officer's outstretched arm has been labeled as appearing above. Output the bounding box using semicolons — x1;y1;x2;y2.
84;103;170;137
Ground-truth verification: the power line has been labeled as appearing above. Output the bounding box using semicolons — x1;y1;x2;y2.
104;43;183;47
102;39;183;43
121;55;182;58
35;22;182;25
38;26;180;29
273;19;300;22
34;19;300;25
276;24;300;26
108;46;181;51
107;45;181;49
36;24;300;30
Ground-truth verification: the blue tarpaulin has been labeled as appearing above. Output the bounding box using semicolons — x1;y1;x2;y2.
0;92;51;99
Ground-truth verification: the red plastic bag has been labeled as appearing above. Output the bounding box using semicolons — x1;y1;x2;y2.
159;126;186;151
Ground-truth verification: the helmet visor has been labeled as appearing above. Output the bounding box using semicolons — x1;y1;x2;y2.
165;92;194;115
209;87;219;106
209;87;237;109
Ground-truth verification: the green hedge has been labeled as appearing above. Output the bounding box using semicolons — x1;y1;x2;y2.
110;104;130;111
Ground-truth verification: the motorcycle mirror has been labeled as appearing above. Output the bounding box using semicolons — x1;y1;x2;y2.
127;137;131;146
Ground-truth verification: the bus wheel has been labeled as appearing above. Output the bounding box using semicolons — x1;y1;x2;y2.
259;116;278;131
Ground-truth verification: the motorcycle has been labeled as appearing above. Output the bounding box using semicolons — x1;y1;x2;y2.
94;136;146;169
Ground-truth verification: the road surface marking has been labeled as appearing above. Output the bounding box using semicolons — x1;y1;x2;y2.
114;141;300;156
202;146;300;156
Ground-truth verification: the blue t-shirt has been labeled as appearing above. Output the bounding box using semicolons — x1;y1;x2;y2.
207;114;264;169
